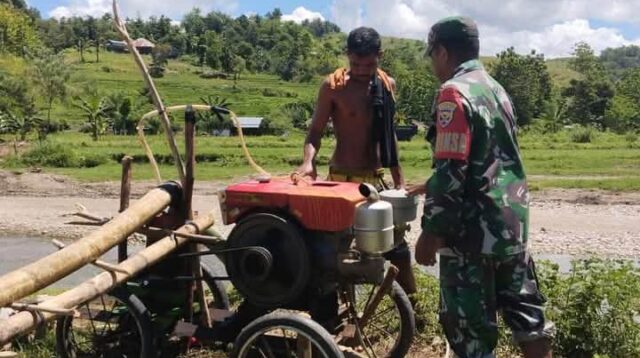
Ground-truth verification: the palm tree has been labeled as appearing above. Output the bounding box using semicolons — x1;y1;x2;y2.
0;109;42;154
103;93;135;135
540;96;568;133
197;95;232;134
74;96;112;141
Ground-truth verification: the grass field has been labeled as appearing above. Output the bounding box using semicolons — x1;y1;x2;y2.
3;129;639;191
1;51;636;190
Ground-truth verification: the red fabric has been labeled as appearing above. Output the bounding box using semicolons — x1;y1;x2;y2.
434;87;471;161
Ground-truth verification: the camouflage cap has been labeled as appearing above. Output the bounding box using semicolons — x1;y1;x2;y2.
426;16;479;56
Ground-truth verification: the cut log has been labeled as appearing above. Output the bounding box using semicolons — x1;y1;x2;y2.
0;212;214;345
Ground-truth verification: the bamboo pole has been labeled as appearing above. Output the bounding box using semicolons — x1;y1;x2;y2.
51;240;130;275
0;183;181;308
0;212;214;345
112;0;185;185
10;303;74;316
119;156;133;262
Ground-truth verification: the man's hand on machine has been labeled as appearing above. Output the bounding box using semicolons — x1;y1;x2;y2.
294;162;317;180
407;184;427;196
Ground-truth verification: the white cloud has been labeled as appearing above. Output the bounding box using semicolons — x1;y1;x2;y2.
50;0;110;19
282;6;324;24
49;0;238;20
330;0;364;33
466;0;640;29
481;19;640;57
329;0;640;58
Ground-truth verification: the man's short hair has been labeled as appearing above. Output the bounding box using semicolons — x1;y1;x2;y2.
439;38;480;62
347;27;382;56
426;16;480;62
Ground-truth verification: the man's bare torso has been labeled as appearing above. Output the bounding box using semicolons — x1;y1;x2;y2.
329;77;381;172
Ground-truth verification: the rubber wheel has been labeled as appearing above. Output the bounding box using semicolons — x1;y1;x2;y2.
343;281;415;358
55;289;155;358
226;213;311;308
201;261;230;310
231;310;345;358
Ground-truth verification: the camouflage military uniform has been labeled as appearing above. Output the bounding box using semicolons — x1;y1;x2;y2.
421;48;554;355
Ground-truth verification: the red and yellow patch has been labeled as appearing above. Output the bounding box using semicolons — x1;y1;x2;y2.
434;87;471;161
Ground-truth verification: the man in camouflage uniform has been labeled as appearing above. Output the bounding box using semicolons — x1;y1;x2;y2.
412;17;554;358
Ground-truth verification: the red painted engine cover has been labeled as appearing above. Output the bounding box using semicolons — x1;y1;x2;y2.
219;179;365;232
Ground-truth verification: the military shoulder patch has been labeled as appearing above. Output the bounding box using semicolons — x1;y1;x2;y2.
437;101;457;127
434;87;471;161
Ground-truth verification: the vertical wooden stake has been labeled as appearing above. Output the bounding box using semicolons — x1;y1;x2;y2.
184;106;195;220
118;156;133;263
184;106;212;329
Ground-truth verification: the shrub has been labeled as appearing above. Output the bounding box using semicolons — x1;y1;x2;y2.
625;132;638;143
20;142;80;167
570;126;595;143
407;259;640;356
18;142;107;168
539;259;640;357
149;65;165;78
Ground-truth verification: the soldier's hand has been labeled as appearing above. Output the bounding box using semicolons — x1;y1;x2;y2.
407;184;427;197
415;231;444;266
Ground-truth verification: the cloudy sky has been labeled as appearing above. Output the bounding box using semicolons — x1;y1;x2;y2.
27;0;640;58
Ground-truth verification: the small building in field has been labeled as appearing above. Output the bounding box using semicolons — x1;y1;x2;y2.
132;38;155;54
107;38;155;54
232;117;265;136
106;40;128;53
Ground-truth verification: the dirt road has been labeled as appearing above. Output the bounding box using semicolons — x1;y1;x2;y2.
1;170;639;258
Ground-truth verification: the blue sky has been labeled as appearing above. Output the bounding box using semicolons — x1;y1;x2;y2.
590;19;639;40
27;0;640;58
235;0;332;19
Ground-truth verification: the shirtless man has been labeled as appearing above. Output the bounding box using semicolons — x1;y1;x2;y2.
297;27;416;295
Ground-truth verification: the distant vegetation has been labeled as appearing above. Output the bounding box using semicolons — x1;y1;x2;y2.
0;2;639;190
0;2;639;137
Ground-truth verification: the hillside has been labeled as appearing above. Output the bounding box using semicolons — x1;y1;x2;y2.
0;49;577;127
546;57;581;87
0;52;320;126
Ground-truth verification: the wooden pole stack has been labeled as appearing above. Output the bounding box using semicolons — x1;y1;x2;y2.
0;212;215;345
0;183;180;309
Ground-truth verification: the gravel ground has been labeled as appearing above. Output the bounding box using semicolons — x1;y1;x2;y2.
1;170;639;258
